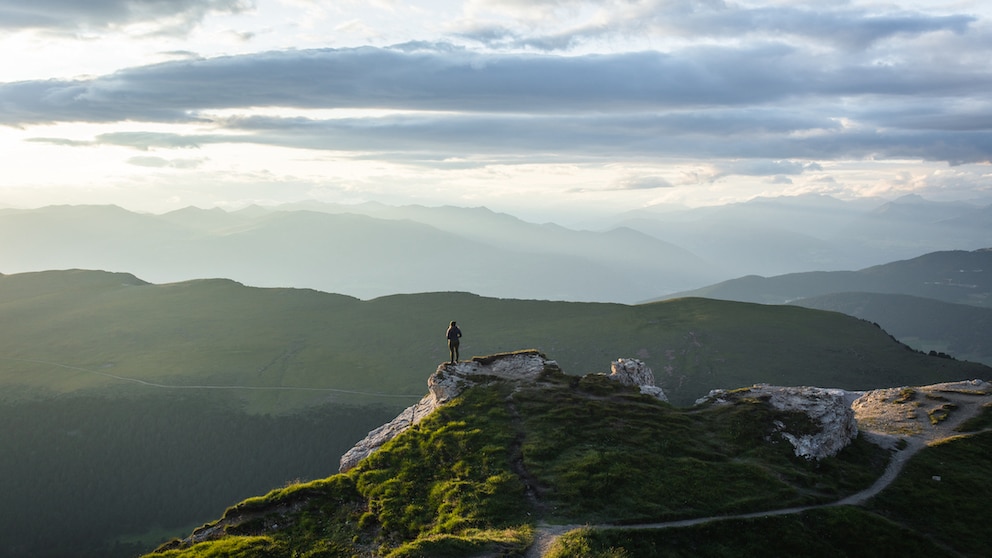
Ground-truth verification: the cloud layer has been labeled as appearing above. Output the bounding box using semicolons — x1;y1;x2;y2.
5;39;990;165
0;0;252;33
1;0;990;212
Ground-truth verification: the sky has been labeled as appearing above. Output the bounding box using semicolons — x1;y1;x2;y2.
1;0;991;223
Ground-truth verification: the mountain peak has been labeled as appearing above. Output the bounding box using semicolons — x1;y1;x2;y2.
146;353;992;558
339;351;669;472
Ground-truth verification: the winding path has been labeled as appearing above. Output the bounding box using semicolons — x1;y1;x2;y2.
525;384;991;558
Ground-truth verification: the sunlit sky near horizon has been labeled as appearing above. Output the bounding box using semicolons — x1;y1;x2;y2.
1;0;991;223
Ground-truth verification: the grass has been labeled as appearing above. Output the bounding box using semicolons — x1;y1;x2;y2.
515;373;885;524
146;536;284;558
955;402;992;432
867;430;992;556
546;507;956;558
927;402;957;425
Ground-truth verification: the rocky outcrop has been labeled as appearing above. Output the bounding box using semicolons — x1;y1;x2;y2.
697;384;859;460
338;351;668;472
339;350;558;472
607;358;668;402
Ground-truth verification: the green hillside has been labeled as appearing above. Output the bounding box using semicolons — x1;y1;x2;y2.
1;269;989;557
555;406;992;557
793;292;992;366
143;366;992;558
1;269;986;410
145;367;892;558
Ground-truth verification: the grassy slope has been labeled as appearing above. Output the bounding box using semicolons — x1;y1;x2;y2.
793;291;992;365
145;369;892;558
1;270;987;410
548;507;957;558
558;419;992;558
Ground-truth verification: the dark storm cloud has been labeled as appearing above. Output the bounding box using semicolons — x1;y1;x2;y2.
0;0;252;33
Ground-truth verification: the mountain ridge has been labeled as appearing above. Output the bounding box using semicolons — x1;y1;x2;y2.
4;268;988;410
3;194;991;303
145;351;992;558
0;204;717;303
662;248;992;307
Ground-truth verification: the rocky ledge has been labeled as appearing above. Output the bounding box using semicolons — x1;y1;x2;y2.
339;351;865;470
697;384;860;460
339;351;667;472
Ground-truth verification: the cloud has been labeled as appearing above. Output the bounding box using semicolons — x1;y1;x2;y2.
612;176;675;190
2;42;989;121
27;137;93;147
28;108;992;167
97;132;208;150
127;155;205;168
1;16;989;168
0;0;254;34
650;5;976;50
453;1;976;52
711;160;822;180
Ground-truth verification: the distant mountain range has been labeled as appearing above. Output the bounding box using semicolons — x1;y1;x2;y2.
610;193;992;279
0;203;711;303
1;193;989;303
660;248;992;365
665;248;992;307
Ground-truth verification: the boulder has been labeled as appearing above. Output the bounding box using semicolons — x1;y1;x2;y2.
697;384;859;460
608;358;668;402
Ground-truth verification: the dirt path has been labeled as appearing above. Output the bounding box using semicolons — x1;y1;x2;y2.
525;381;992;558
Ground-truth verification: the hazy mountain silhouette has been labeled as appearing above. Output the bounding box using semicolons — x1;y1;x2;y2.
664;249;992;308
1;194;989;303
612;194;992;278
0;204;717;303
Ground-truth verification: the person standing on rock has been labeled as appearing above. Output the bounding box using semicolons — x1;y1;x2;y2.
446;321;462;364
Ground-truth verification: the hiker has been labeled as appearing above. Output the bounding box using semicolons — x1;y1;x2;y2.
446;321;462;363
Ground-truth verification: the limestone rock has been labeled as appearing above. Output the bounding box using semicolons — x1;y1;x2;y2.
607;358;668;402
339;350;556;472
698;384;859;460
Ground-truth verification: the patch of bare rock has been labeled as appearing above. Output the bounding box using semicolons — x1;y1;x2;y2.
851;379;992;447
697;384;859;460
